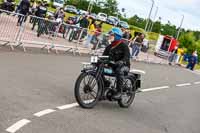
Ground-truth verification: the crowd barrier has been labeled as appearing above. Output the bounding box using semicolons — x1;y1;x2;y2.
0;9;164;63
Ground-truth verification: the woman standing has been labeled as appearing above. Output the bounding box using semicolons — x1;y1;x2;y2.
84;19;96;48
131;33;144;59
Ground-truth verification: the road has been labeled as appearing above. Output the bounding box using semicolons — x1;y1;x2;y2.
0;50;200;133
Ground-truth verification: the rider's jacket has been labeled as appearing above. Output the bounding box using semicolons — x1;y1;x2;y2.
103;40;130;67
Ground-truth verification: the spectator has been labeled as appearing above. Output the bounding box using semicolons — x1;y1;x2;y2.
29;0;37;23
186;51;198;71
31;0;47;30
79;15;90;29
168;46;178;65
17;0;30;26
123;29;132;45
55;8;65;21
78;15;90;40
176;47;184;65
141;38;149;53
131;33;145;59
84;19;96;48
91;21;103;50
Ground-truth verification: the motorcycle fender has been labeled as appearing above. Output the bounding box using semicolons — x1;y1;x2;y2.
128;73;141;89
80;70;104;95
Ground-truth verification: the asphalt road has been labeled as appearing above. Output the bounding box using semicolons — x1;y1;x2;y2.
0;50;200;133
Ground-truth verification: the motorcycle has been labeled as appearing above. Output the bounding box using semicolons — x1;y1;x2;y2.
74;56;142;109
68;25;80;42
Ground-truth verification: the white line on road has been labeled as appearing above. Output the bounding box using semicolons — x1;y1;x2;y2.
140;86;170;92
6;119;31;133
57;103;78;110
194;81;200;85
33;109;56;117
176;83;191;87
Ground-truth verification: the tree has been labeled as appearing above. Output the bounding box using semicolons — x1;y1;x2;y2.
103;0;118;16
152;21;161;33
179;32;196;54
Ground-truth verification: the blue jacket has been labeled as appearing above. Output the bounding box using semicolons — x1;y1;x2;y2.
188;55;198;64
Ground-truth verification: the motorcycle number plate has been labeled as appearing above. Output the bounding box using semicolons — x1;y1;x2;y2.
91;56;98;63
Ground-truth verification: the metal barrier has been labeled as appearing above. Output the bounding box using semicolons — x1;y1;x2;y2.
18;15;78;53
0;10;167;64
0;9;23;50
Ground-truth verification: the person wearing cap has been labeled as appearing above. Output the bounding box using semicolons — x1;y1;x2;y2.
103;27;130;99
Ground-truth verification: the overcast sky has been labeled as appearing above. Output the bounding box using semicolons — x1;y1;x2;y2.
118;0;200;31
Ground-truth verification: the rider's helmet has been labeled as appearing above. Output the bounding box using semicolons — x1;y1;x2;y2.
109;27;123;41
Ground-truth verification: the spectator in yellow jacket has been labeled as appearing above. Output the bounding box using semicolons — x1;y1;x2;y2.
84;19;96;48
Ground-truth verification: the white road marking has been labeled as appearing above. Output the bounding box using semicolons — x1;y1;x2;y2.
33;109;56;117
6;119;31;133
57;103;78;110
140;86;170;92
194;81;200;85
176;83;191;87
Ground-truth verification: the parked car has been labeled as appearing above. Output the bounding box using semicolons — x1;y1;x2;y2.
46;11;54;17
64;5;77;14
106;16;119;26
76;9;89;15
88;13;97;20
53;0;64;8
97;13;107;22
118;21;129;29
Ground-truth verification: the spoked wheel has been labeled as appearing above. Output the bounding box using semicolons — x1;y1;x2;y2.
74;73;102;109
118;76;136;108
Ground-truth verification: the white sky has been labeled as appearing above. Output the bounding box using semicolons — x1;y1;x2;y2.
118;0;200;31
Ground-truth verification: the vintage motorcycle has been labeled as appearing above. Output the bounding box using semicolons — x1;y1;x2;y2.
74;56;142;108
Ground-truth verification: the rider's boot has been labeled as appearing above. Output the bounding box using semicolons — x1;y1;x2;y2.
112;77;123;100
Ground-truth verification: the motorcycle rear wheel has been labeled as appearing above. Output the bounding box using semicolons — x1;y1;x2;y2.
118;76;136;108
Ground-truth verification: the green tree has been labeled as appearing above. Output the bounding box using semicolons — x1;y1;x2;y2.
179;32;196;54
103;0;118;16
152;21;161;33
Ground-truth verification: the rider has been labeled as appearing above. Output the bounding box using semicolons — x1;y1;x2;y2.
103;27;130;99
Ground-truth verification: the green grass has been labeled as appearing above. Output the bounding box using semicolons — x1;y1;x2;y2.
195;64;200;70
147;32;159;41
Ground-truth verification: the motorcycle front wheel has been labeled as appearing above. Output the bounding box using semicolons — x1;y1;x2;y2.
74;72;102;109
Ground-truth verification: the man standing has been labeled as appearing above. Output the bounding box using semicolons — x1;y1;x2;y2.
168;46;178;65
186;51;198;71
131;33;145;59
17;0;30;26
31;1;47;30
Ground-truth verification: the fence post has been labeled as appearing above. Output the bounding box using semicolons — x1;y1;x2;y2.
15;14;27;52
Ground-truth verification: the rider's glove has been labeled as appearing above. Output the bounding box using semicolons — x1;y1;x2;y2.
116;60;124;67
